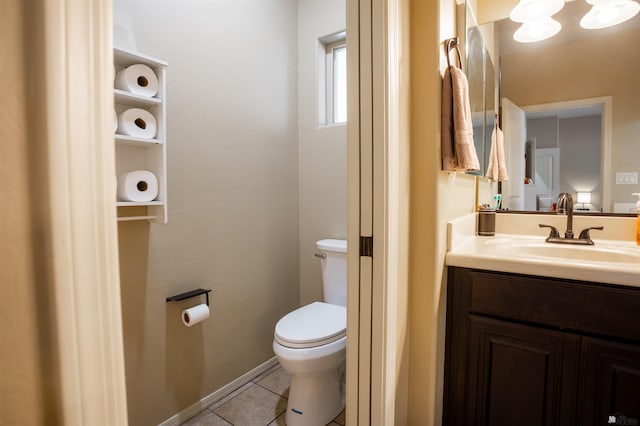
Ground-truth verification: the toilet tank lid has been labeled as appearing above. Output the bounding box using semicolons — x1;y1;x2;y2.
316;239;347;253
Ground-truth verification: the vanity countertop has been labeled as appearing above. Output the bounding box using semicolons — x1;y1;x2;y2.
446;213;640;288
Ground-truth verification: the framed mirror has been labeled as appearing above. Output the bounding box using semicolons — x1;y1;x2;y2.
459;0;496;176
475;0;640;215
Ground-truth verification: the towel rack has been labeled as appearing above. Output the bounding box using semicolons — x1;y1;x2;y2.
444;37;462;68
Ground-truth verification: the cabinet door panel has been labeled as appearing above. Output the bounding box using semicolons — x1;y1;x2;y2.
468;315;580;426
579;337;640;426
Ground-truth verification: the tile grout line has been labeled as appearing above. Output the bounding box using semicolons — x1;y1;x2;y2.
253;382;288;426
253;381;289;400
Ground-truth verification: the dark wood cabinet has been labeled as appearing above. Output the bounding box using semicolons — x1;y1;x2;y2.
578;338;640;426
444;267;640;426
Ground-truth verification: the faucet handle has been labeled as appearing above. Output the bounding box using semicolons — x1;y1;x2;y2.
539;224;560;239
578;226;604;242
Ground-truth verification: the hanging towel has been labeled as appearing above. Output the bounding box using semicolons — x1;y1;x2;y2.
441;67;457;171
486;120;509;182
441;65;480;172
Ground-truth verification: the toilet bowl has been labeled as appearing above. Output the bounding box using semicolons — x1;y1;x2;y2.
273;239;347;426
273;302;346;426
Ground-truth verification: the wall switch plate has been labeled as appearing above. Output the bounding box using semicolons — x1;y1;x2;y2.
615;172;638;185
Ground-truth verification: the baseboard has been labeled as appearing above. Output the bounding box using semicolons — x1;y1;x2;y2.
158;357;279;426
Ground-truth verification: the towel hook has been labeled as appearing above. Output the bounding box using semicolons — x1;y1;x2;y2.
444;37;462;68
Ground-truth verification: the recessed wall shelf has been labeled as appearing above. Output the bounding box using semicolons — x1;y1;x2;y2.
114;46;168;223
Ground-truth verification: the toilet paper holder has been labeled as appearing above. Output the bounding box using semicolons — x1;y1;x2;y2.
166;288;212;306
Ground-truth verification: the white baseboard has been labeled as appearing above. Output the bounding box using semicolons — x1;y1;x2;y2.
158;357;279;426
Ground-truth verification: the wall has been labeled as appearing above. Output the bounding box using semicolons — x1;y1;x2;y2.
408;0;478;423
528;117;557;149
0;1;53;423
298;0;347;305
527;114;602;210
114;1;300;424
559;115;601;209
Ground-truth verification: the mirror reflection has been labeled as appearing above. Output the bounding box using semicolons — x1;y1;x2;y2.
477;0;640;214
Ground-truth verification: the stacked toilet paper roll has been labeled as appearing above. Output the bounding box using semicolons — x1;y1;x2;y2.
182;304;210;327
117;170;159;202
117;108;157;139
115;64;159;98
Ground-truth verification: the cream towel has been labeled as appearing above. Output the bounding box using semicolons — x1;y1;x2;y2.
441;65;480;172
486;123;509;182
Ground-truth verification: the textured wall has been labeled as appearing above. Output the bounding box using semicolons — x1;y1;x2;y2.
408;0;479;423
297;0;347;305
114;1;300;424
1;0;61;423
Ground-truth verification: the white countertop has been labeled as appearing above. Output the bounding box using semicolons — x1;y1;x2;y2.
446;213;640;288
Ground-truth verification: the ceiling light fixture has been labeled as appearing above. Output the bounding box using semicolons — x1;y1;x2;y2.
580;0;640;29
510;0;565;22
514;16;563;42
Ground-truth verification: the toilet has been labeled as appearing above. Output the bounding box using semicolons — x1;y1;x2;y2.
273;239;347;426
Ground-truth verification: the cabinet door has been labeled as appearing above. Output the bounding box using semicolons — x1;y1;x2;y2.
467;315;580;426
578;337;640;426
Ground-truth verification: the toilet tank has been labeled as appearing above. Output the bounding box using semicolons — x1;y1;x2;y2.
316;239;347;307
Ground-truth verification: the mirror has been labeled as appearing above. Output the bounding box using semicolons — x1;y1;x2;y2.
459;1;496;176
476;0;640;214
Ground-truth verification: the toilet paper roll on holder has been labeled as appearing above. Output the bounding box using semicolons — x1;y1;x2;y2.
166;288;212;306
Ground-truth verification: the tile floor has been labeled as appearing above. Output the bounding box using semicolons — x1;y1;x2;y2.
182;363;346;426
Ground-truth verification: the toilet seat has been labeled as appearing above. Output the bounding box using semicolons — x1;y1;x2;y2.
275;302;346;349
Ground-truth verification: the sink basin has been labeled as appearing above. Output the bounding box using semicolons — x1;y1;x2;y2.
487;237;640;264
445;213;640;288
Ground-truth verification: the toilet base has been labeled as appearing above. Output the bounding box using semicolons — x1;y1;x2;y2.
284;365;345;426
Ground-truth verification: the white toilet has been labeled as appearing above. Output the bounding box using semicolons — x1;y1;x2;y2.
273;239;347;426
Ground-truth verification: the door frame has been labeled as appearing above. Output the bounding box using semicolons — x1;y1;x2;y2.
347;0;409;424
49;0;407;424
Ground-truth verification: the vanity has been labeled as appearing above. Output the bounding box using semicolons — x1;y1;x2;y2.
444;214;640;426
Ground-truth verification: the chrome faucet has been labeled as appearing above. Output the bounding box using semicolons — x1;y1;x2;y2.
539;193;604;245
557;193;574;239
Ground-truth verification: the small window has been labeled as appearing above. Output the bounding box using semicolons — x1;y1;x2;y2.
319;32;347;126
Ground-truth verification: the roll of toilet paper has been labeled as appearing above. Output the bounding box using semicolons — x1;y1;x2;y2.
117;108;157;139
182;304;210;327
117;170;159;202
113;109;118;134
115;63;159;97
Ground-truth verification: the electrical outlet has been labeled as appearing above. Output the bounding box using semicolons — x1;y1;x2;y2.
615;172;638;185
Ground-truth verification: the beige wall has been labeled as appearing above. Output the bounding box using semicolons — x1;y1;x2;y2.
298;0;347;305
1;1;44;423
0;0;61;424
408;0;478;423
477;0;517;24
114;1;300;424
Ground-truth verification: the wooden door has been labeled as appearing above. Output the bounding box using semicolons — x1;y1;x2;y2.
501;97;527;210
467;315;580;426
578;337;640;426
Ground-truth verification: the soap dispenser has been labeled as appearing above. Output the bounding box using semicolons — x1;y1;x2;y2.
634;193;640;245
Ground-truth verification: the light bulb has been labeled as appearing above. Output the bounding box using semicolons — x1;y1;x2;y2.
581;0;640;29
513;16;562;43
510;0;565;23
